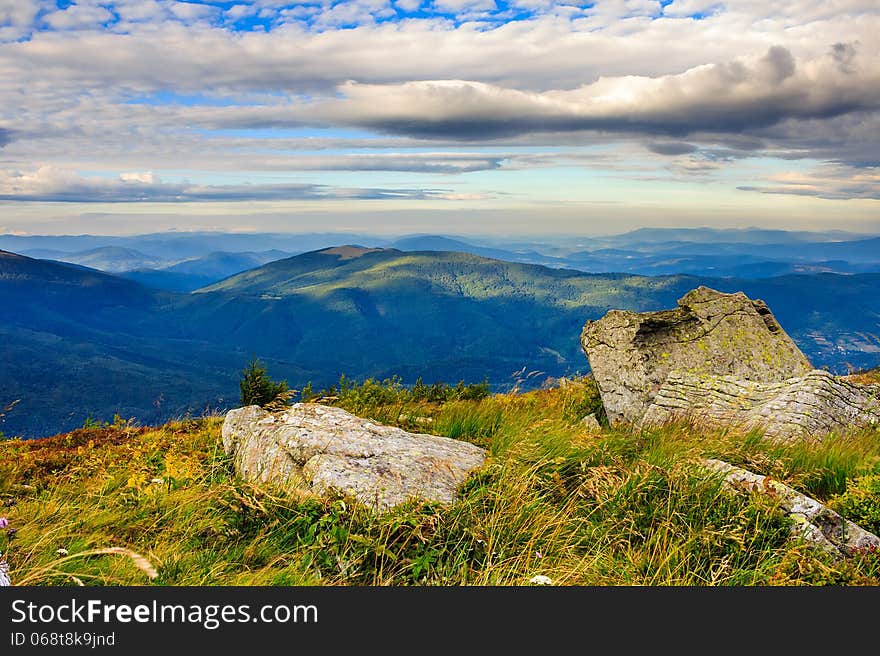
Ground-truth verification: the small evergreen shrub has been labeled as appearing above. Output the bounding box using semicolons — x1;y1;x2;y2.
239;358;292;410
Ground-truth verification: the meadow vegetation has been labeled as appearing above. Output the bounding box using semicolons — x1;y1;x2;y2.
1;376;879;586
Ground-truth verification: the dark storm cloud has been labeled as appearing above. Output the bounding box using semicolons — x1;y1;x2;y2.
647;142;698;156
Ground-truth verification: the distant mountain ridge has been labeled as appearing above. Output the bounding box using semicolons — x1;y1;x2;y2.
7;228;880;287
2;244;879;438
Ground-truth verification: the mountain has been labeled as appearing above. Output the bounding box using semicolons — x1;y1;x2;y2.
20;246;170;272
590;227;862;247
2;246;879;438
121;250;294;291
164;250;291;278
0;231;387;261
0;250;241;437
389;235;559;266
7;229;880;280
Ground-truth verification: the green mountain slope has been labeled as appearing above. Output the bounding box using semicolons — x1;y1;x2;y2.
2;246;879;437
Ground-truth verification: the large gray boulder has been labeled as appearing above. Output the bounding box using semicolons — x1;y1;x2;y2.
643;370;880;440
222;403;487;511
581;286;812;425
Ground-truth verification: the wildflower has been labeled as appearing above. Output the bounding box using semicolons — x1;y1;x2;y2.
150;478;165;485
0;558;10;587
529;575;553;585
535;550;543;559
56;548;69;556
0;518;7;529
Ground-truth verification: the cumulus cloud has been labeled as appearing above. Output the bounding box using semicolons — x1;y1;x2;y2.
44;4;115;30
211;46;875;139
119;171;160;184
0;166;452;202
661;0;722;18
0;2;878;215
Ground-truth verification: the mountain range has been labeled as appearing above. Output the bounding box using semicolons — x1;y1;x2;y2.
3;228;879;294
2;239;879;438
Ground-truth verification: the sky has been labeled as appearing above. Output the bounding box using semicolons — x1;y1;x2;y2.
0;0;879;236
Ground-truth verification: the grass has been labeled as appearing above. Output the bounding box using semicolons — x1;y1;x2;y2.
1;377;879;586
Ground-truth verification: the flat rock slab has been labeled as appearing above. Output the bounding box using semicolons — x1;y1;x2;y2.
703;459;880;557
643;369;880;440
581;286;812;425
223;403;487;511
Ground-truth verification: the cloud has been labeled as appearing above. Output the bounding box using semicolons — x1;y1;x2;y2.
0;166;453;202
119;171;160;184
267;153;504;173
830;41;858;74
662;1;722;18
44;4;115;30
208;46;875;139
760;45;796;83
738;165;880;200
646;141;698;156
0;2;878;229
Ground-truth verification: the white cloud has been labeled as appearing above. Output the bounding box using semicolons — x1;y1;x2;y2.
395;0;422;11
662;0;722;18
220;47;876;139
739;165;880;200
43;3;114;30
0;1;877;220
433;0;497;12
120;171;160;184
0;165;454;202
168;1;220;22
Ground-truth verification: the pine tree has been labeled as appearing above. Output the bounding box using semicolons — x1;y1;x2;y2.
239;358;292;409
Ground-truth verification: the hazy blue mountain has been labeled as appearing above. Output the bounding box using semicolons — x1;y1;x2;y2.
589;227;863;248
0;232;387;261
390;235;561;266
119;269;217;293
3;246;879;438
20;246;170;272
121;250;295;291
164;250;291;278
7;229;880;280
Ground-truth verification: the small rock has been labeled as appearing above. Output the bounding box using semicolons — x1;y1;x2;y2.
580;413;601;431
702;458;880;557
529;575;553;585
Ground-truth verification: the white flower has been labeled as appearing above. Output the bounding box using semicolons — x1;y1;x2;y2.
151;478;165;484
529;575;553;586
56;548;69;556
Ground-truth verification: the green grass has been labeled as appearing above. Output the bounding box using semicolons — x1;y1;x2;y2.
1;377;879;586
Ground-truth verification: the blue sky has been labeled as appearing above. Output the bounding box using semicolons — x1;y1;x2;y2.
0;1;878;235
